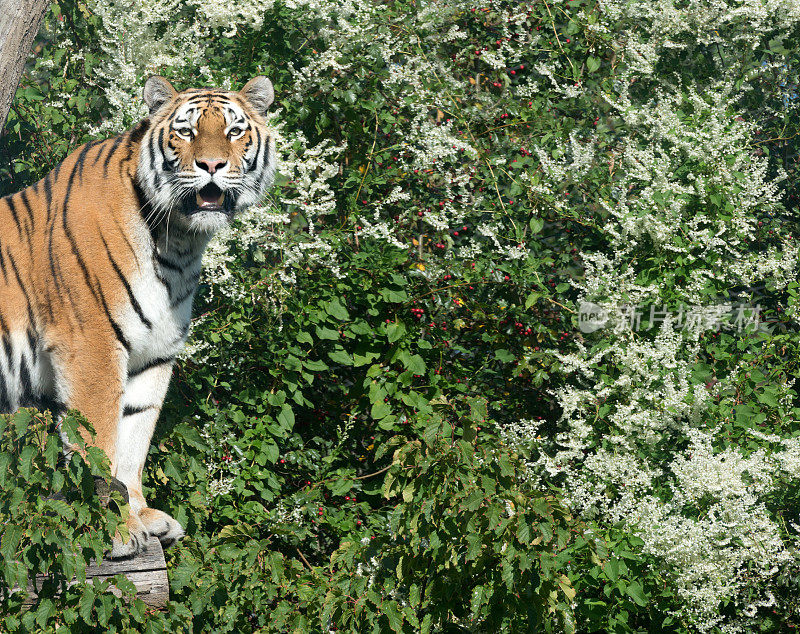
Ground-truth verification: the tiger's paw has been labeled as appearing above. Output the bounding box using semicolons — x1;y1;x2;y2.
138;508;185;548
110;513;150;559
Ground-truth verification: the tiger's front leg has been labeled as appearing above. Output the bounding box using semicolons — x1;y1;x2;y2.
115;357;184;549
54;339;151;559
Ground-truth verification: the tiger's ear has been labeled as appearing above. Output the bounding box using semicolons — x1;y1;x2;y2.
240;76;274;116
143;76;177;115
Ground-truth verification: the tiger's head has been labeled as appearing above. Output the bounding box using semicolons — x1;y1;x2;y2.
137;75;276;234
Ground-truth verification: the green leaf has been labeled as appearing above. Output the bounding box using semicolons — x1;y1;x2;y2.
409;583;421;607
262;441;279;463
304;358;329;371
278;405;295;430
325;299;350;321
382;600;404;632
757;388;778;408
402;353;426;375
501;559;515;590
525;292;541;309
387;322;406;343
371;400;392;419
516;517;531;543
35;598;55;627
18;445;36;480
296;331;313;344
12;409;32;437
466;533;482;561
328;350;353;365
604;558;619;582
315;325;339;340
79;584;95;623
381;288;408;303
470;585;486;618
626;580;647;606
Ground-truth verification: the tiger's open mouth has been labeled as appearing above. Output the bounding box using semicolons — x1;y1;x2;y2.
194;183;226;211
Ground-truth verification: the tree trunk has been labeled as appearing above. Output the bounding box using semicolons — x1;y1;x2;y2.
0;0;50;133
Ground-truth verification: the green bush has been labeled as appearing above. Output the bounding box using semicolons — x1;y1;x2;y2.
3;0;800;631
0;409;188;632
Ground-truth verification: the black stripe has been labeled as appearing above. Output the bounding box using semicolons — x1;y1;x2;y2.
51;258;80;321
42;290;55;322
47;232;61;294
43;172;53;214
128;356;175;379
45;163;61;226
154;269;172;297
156;254;182;272
133;180;160;242
62;224;99;303
63;146;101;305
255;128;262;165
63;143;95;212
158;128;170;172
26;328;37;364
100;235;152;328
103;135;125;178
19;355;32;402
93;279;131;351
92;142;108;166
110;215;140;266
19;190;34;230
166;102;185;120
148;132;158;170
0;243;7;284
2;333;11;363
0;365;9;413
7;254;36;326
6;196;22;238
170;286;195;308
122;404;156;417
120;132;137;167
177;321;190;339
77;140;101;181
128;119;150;144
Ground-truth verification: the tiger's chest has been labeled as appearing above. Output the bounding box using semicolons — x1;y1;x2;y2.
120;235;207;372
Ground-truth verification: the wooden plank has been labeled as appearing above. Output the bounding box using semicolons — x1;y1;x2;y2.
84;537;167;576
25;537;169;608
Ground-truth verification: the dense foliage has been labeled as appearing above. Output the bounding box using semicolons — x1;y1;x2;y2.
2;0;800;631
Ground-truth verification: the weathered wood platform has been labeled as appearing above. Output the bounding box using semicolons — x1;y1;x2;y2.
25;536;169;608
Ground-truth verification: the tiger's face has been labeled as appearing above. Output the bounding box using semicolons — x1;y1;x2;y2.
137;76;276;234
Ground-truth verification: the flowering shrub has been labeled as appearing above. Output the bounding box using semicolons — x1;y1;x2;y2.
2;0;800;631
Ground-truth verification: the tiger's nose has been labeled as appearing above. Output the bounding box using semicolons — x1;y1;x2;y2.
195;158;227;174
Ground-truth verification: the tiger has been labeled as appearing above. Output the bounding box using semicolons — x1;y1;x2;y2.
0;75;276;557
